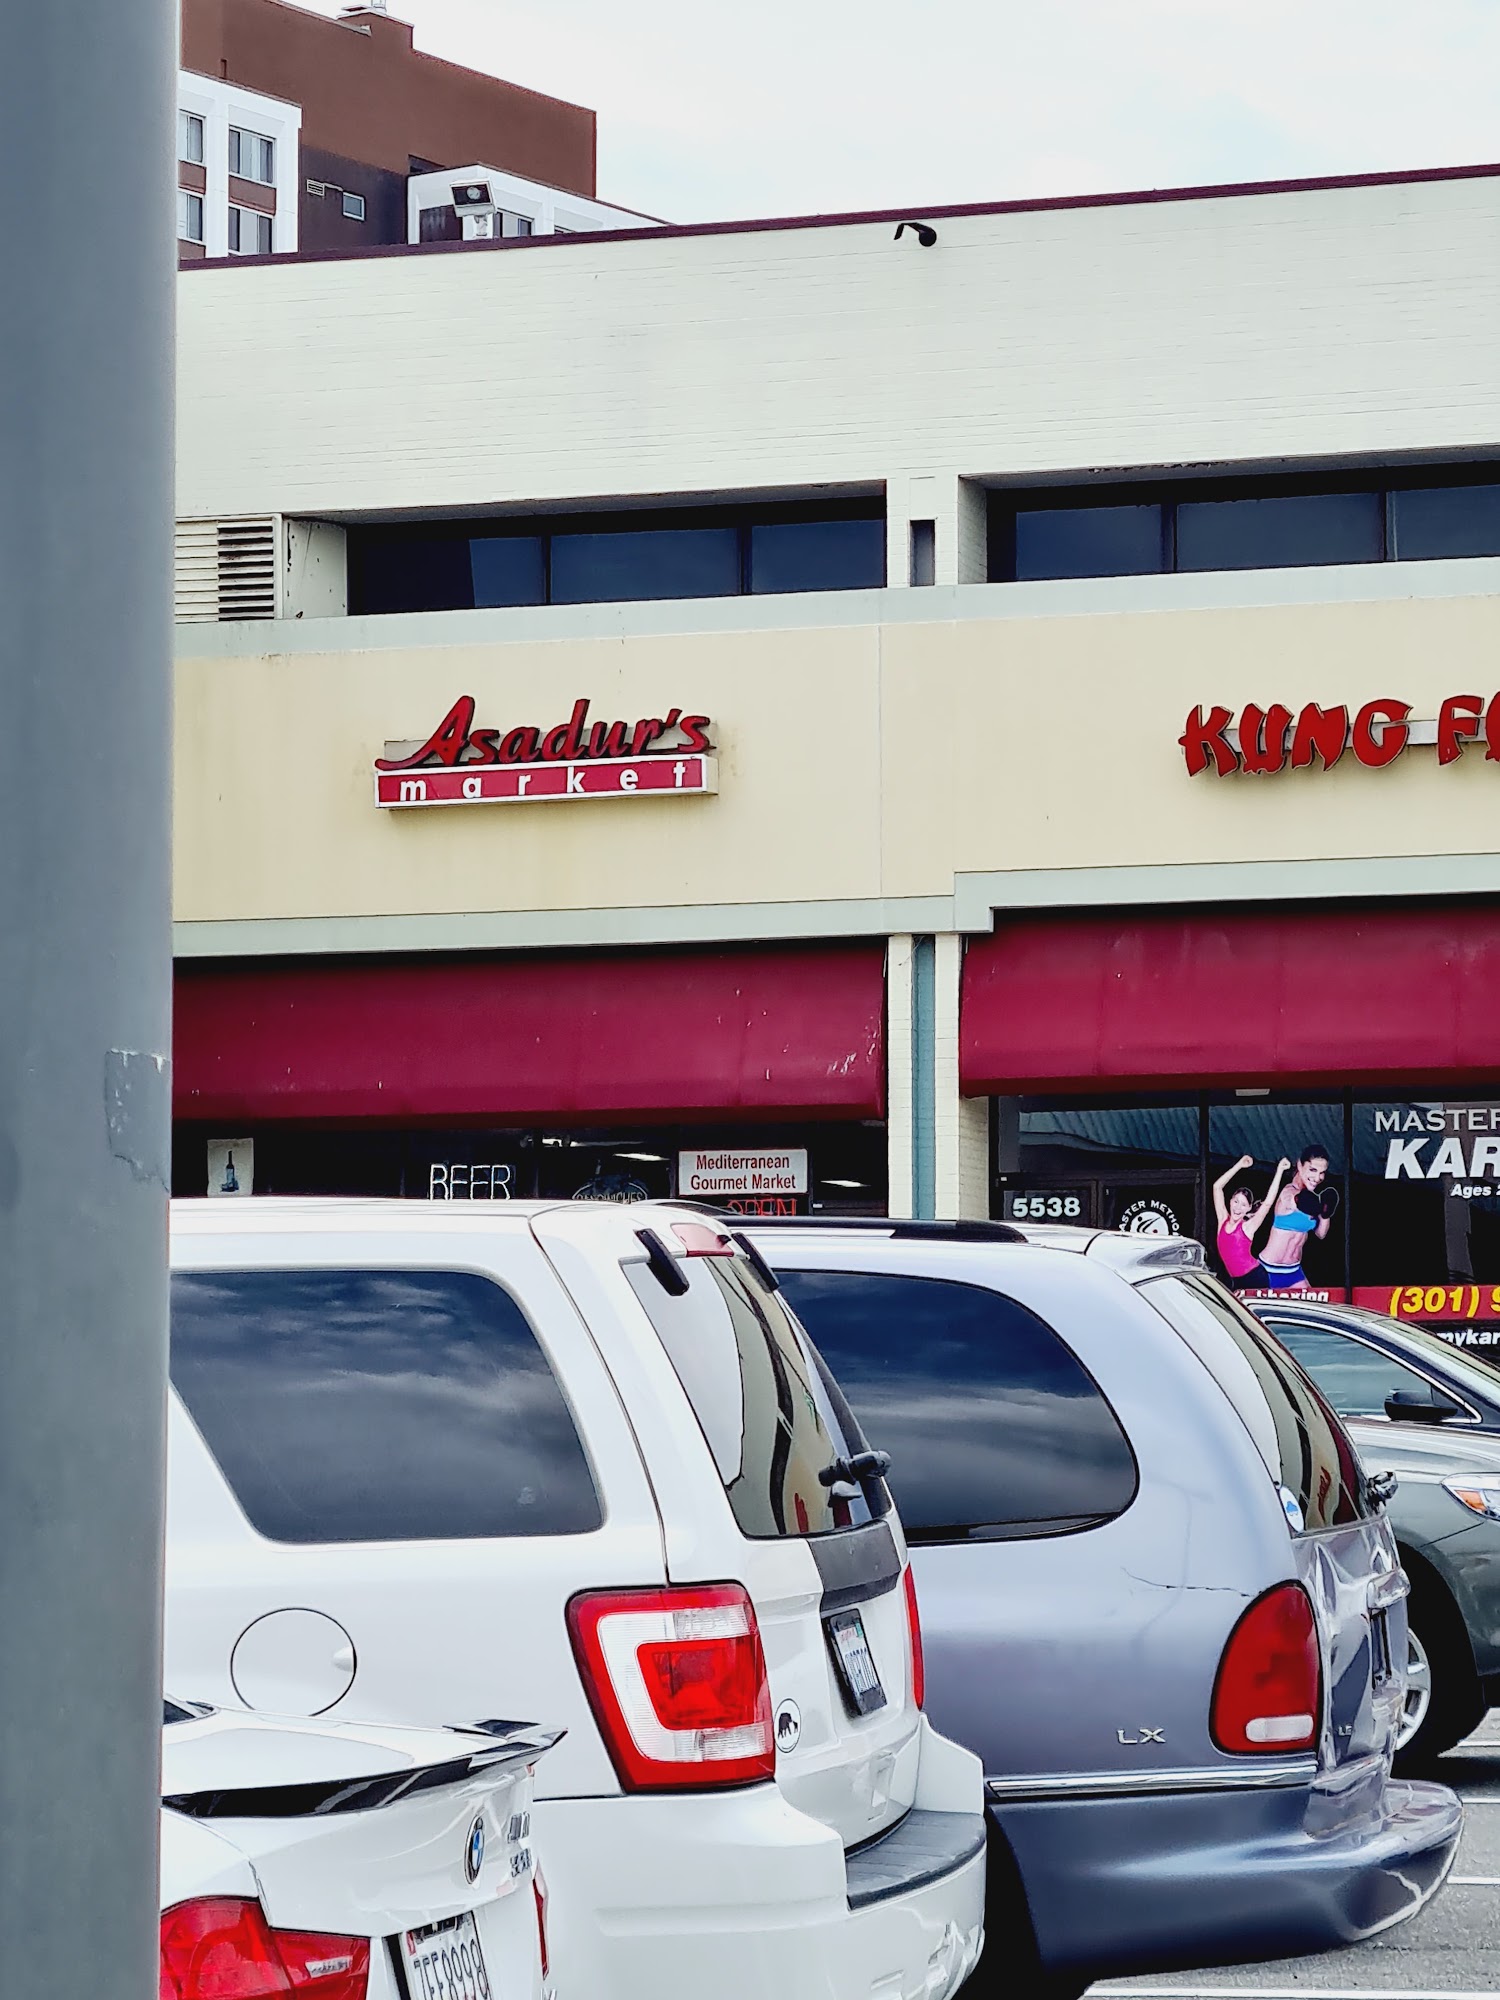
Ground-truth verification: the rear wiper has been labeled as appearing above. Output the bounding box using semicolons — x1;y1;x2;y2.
819;1449;892;1489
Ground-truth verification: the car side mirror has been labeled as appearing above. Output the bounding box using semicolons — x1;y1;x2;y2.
1365;1468;1398;1509
1384;1388;1463;1425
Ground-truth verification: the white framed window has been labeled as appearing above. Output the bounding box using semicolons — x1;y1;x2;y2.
177;190;204;244
342;191;366;221
178;110;204;165
228;206;273;256
229;126;275;184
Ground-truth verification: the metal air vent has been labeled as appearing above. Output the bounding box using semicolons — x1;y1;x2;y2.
174;516;279;622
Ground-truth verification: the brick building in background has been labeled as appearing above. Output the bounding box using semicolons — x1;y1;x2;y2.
177;0;650;261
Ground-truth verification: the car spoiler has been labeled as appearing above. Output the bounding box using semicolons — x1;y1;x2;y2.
162;1721;564;1821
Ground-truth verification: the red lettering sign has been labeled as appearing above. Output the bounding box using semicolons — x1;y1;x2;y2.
377;696;713;773
1182;695;1500;775
374;697;718;809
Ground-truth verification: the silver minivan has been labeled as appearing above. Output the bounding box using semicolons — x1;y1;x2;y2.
750;1218;1464;1997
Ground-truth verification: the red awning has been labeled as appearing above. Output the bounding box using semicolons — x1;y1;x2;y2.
961;903;1500;1095
175;943;885;1125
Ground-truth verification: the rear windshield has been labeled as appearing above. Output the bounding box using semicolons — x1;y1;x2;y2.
777;1268;1138;1542
625;1245;891;1539
1142;1272;1366;1532
171;1268;602;1543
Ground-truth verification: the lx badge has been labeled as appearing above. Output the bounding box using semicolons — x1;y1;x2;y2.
1117;1727;1166;1745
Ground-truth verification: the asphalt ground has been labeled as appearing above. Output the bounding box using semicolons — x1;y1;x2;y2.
1096;1726;1500;1998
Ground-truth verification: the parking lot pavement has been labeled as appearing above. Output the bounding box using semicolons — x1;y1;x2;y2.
1095;1727;1500;1998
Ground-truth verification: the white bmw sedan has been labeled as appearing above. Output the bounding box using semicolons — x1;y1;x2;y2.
159;1701;557;1999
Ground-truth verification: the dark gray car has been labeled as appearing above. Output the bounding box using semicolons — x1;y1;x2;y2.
749;1220;1462;1998
1344;1416;1500;1763
1249;1296;1500;1762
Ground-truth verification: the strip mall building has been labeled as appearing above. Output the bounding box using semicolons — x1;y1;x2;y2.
175;162;1500;1337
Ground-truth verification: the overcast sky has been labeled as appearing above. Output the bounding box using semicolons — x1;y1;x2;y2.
305;0;1500;223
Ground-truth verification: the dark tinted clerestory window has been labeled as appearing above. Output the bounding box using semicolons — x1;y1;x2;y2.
171;1269;602;1543
549;526;740;603
347;504;885;614
773;1269;1137;1541
1390;484;1500;560
1012;503;1165;581
748;517;886;593
1175;491;1383;571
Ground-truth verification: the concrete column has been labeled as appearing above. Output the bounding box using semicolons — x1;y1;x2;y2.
887;473;989;587
886;935;916;1217
887;933;988;1219
933;933;991;1218
1;0;175;1991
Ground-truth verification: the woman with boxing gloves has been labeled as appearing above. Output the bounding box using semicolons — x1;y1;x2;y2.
1260;1143;1340;1292
1212;1152;1290;1292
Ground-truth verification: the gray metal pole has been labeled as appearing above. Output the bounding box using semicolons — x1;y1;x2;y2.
0;1;175;1993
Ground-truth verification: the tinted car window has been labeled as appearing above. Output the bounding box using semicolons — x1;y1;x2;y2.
1261;1318;1467;1419
774;1270;1137;1542
171;1269;602;1543
625;1248;890;1538
1143;1273;1366;1530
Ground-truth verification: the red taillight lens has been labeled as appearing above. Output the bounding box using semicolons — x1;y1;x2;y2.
1211;1582;1321;1754
567;1582;774;1790
903;1565;925;1710
532;1866;550;1982
159;1898;369;2000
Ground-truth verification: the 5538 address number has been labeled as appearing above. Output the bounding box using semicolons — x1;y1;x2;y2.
1005;1192;1085;1221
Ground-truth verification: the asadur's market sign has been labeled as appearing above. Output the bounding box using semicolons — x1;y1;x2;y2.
376;695;716;809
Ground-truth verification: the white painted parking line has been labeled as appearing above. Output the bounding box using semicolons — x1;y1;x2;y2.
1451;1874;1500;1883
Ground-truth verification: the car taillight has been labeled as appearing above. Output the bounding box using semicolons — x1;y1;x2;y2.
532;1866;550;1982
903;1564;925;1710
567;1582;774;1790
1211;1582;1321;1753
160;1898;369;1999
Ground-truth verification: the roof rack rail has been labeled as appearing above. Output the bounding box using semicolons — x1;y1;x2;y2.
718;1213;1026;1245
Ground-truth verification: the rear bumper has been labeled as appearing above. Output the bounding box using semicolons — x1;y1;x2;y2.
538;1720;986;2000
991;1768;1462;1978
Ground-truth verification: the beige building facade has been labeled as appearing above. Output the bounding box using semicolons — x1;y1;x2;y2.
174;163;1500;1329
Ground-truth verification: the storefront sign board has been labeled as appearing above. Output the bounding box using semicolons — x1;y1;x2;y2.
1181;692;1500;776
376;694;717;809
377;753;715;809
678;1148;809;1197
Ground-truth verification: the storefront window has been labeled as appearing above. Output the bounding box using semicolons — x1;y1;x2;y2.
997;1097;1199;1237
1350;1100;1500;1344
1206;1099;1344;1298
996;1091;1500;1338
173;1119;887;1213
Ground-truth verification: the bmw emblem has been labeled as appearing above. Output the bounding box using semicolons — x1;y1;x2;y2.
464;1814;486;1885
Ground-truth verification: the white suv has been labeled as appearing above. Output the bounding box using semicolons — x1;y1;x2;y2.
163;1200;985;2000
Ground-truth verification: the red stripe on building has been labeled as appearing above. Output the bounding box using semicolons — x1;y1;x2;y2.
961;902;1500;1094
175;943;886;1124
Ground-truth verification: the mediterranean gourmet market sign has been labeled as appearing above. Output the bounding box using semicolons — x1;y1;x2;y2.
677;1149;809;1199
376;695;716;808
1181;693;1500;775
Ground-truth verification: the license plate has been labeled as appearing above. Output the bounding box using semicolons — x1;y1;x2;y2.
827;1607;887;1716
399;1910;492;2000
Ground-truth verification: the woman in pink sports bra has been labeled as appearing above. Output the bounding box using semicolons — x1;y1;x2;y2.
1212;1152;1290;1293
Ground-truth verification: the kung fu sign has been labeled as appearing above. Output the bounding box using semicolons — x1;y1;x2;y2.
1180;694;1500;776
375;695;717;809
